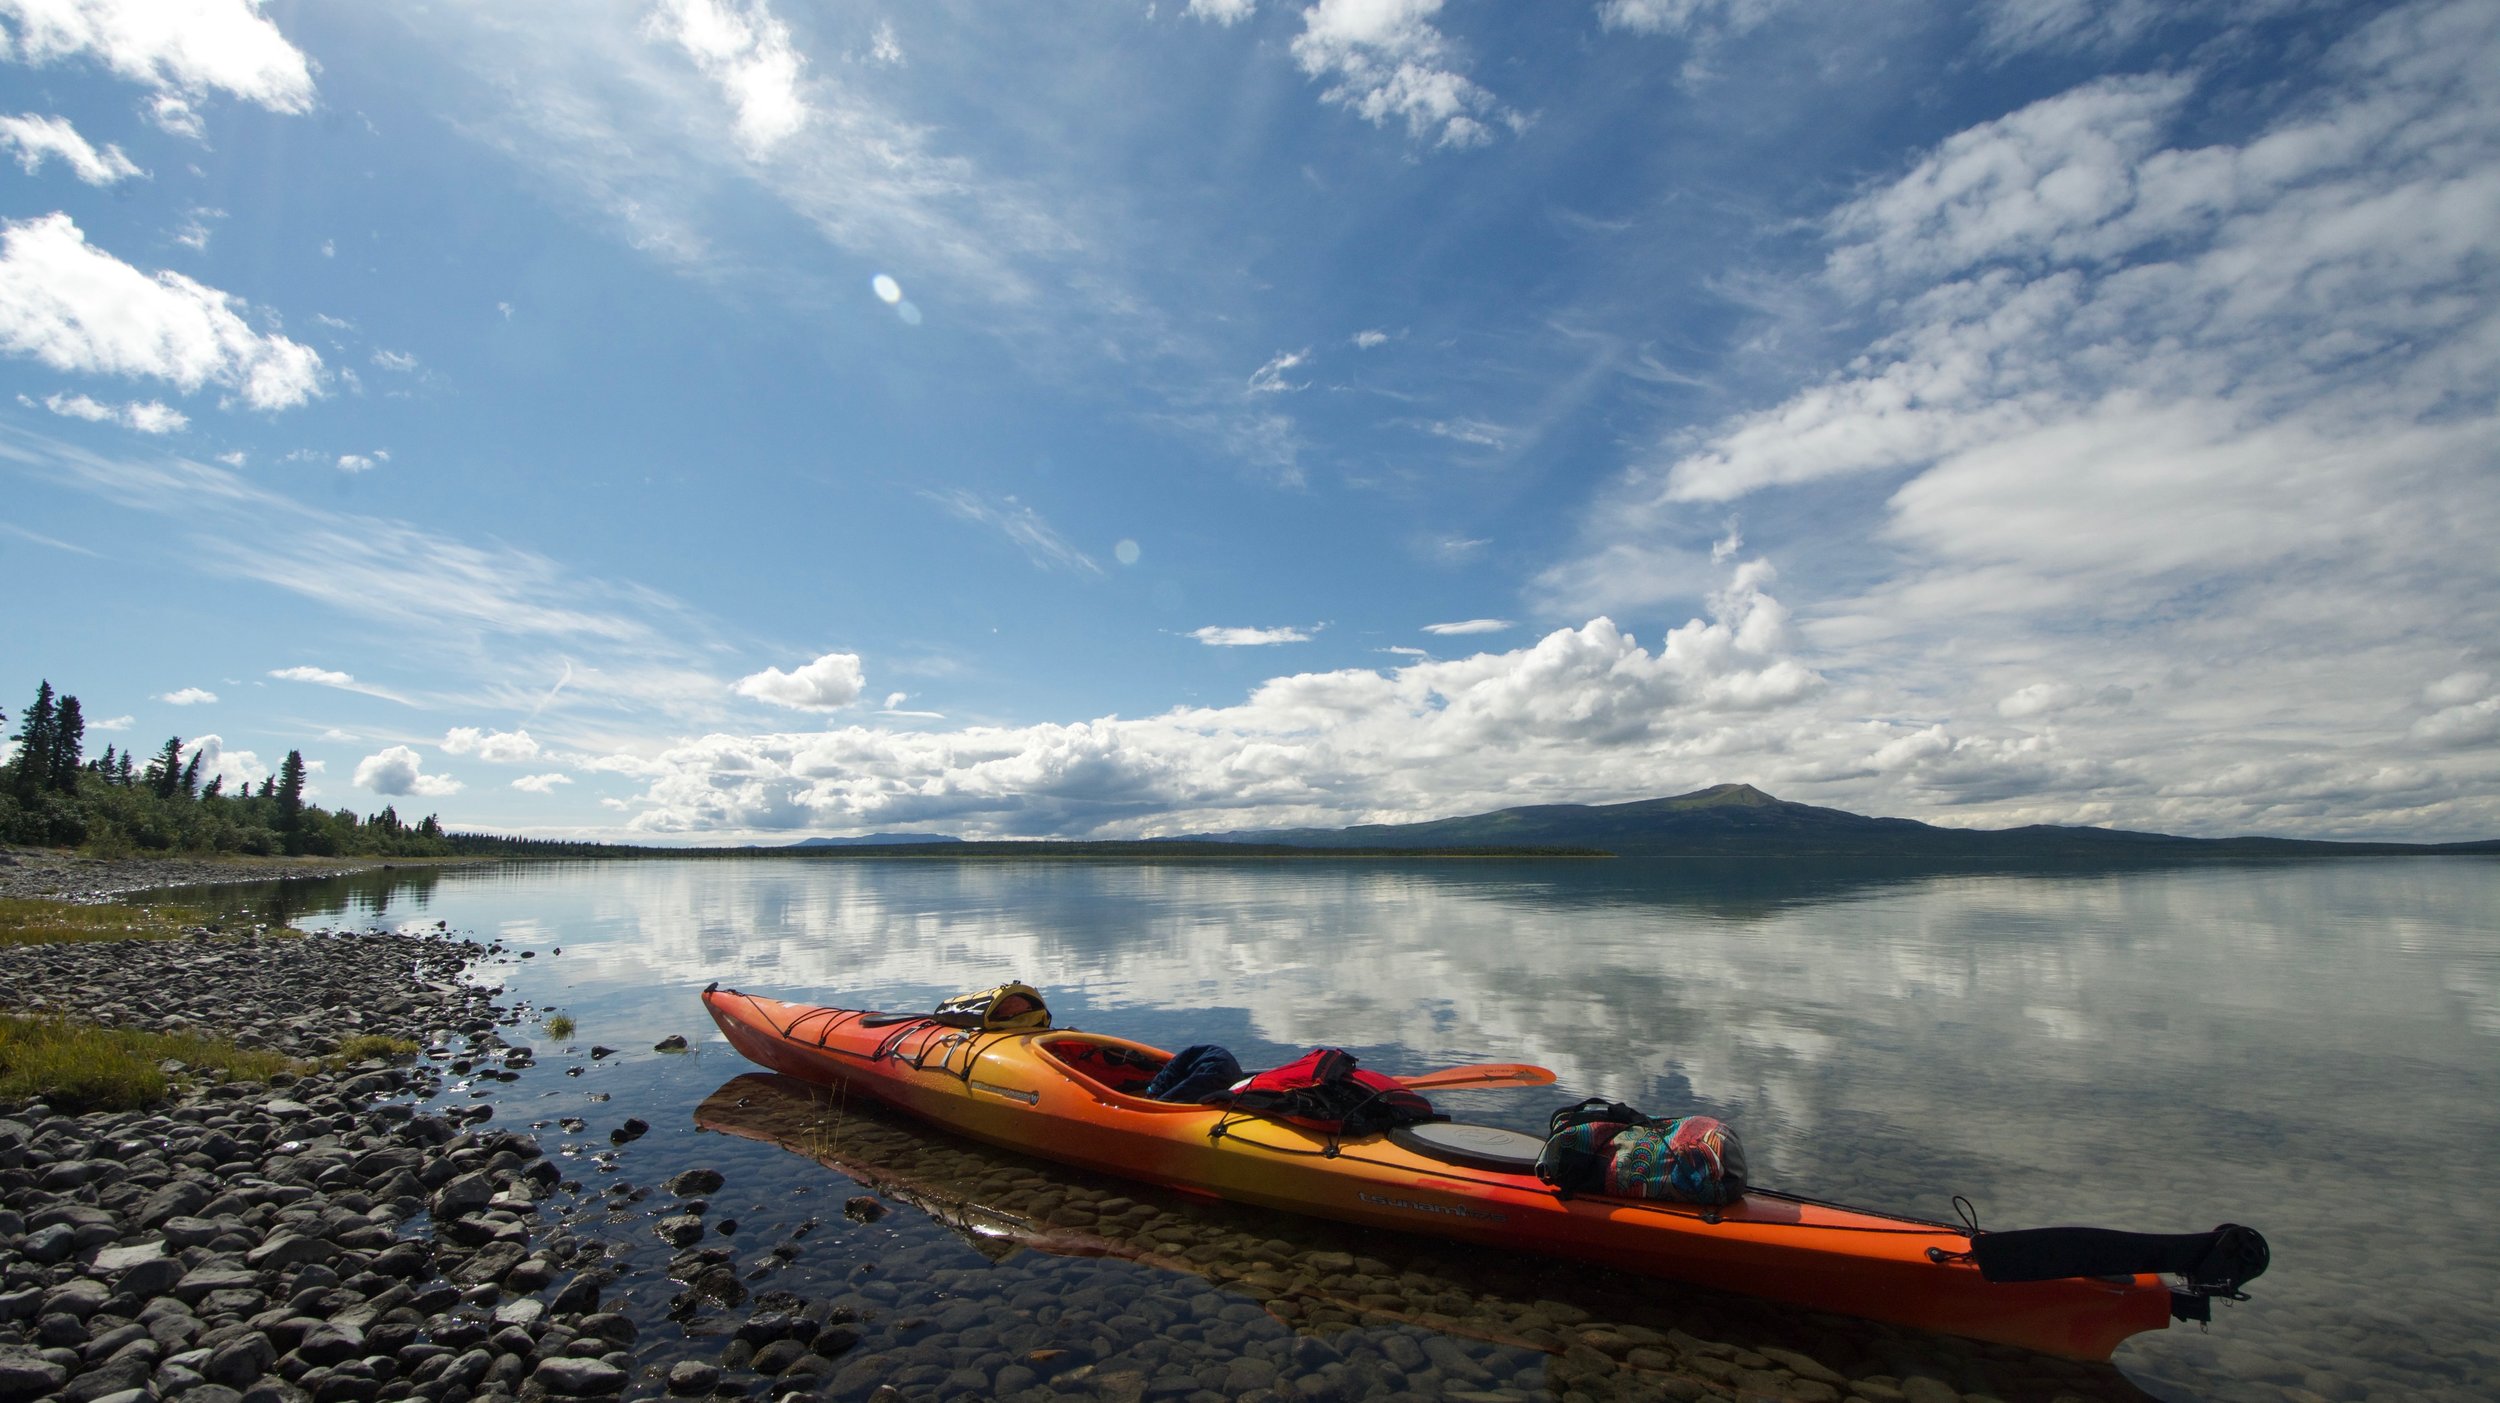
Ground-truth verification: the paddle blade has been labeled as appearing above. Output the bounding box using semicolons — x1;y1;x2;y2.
1395;1063;1557;1091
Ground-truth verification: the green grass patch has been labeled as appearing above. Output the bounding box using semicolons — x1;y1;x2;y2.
330;1034;421;1066
544;1013;576;1040
0;1013;306;1111
0;897;209;948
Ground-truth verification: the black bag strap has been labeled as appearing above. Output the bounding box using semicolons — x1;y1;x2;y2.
1547;1096;1651;1137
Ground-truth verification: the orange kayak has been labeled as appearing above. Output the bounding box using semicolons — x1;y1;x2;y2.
702;983;2196;1360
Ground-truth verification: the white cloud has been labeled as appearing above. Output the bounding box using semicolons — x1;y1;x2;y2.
1997;681;2082;719
178;733;263;789
1247;348;1310;394
0;0;317;123
270;664;352;687
158;686;216;705
645;0;809;157
0;213;325;409
0;112;143;183
733;651;865;711
372;349;418;372
267;665;411;704
91;714;131;731
1528;2;2500;839
866;19;903;66
924;489;1104;576
512;772;574;793
336;452;381;473
1290;0;1518;149
34;391;186;433
171;207;222;252
354;745;462;797
1186;0;1256;23
442;726;544;764
614;571;1831;837
1351;328;1388;349
1189;624;1316;647
1423;618;1511;636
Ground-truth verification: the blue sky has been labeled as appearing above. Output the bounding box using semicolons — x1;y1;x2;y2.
3;0;2496;843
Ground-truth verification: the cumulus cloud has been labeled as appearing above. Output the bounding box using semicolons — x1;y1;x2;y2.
0;213;325;409
178;734;263;790
0;0;317;125
645;0;809;157
511;772;573;793
1423;618;1511;636
612;571;1834;836
158;687;216;705
1529;2;2500;838
0;112;142;183
1189;625;1315;647
1290;0;1518;149
442;726;544;764
32;391;185;433
733;651;865;710
924;489;1103;576
1186;0;1256;23
1351;328;1389;349
90;714;131;731
354;745;462;797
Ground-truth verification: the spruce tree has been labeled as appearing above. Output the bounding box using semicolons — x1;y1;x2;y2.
117;750;135;786
276;750;307;831
96;744;119;779
179;751;204;799
9;681;56;802
202;774;225;800
147;736;185;799
47;695;82;793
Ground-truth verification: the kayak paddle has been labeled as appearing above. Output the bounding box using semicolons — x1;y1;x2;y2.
1394;1062;1556;1091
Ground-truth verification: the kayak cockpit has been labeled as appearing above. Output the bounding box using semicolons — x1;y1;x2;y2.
1030;1033;1213;1112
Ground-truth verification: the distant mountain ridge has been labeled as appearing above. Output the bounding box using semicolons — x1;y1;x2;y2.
788;833;964;847
1190;784;2500;857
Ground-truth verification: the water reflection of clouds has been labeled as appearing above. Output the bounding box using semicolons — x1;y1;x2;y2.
243;856;2498;1401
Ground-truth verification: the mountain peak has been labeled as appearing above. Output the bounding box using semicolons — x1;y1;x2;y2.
1683;783;1777;806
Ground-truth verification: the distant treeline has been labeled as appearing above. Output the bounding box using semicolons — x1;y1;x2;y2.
3;679;454;857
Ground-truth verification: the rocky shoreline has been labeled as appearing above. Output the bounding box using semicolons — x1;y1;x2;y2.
0;921;672;1403
0;849;467;905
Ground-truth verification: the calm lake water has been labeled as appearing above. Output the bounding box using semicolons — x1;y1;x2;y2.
210;855;2497;1402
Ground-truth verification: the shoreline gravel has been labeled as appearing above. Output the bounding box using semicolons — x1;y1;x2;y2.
0;848;481;906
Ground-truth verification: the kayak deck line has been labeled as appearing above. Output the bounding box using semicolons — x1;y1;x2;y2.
701;981;2237;1360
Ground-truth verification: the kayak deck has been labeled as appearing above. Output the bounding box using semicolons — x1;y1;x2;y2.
702;985;2174;1360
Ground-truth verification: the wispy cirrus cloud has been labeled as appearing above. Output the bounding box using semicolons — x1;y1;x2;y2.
924;488;1104;577
269;665;413;705
1423;618;1511;636
0;422;744;724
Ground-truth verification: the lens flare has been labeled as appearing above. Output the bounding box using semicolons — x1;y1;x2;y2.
871;274;902;304
1114;539;1141;565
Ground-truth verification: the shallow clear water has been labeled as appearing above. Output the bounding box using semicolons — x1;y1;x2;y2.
212;855;2500;1401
